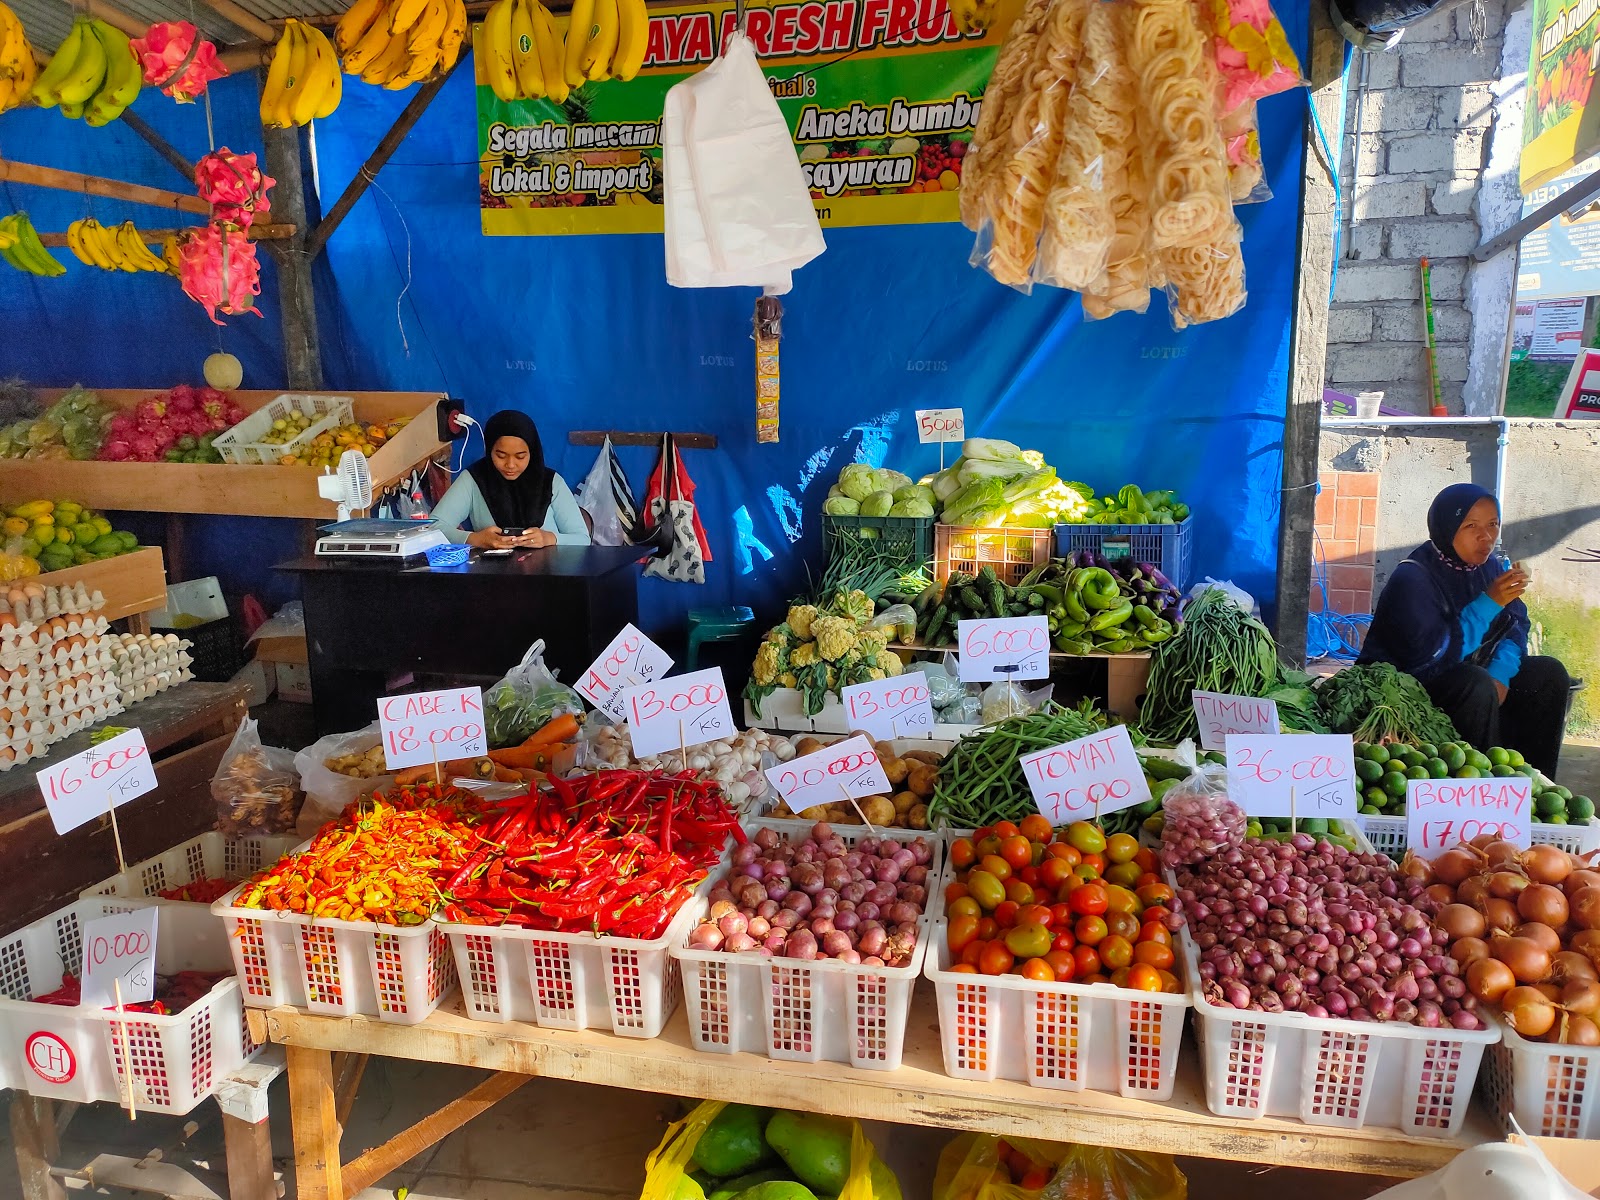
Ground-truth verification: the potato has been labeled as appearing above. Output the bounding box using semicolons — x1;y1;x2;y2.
907;803;929;829
892;791;918;817
882;757;909;786
861;795;896;827
902;750;942;766
799;802;830;820
794;737;825;758
907;762;939;798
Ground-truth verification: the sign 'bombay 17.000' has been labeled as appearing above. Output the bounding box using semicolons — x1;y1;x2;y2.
476;0;1021;234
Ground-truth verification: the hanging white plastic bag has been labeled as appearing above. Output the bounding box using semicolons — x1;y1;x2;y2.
575;436;637;547
294;722;395;837
662;31;825;293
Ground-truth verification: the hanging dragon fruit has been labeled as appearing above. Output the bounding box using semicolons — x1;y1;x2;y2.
195;148;273;230
177;224;261;325
130;21;228;102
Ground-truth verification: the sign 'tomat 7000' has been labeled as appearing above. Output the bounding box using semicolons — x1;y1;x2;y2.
477;0;1020;234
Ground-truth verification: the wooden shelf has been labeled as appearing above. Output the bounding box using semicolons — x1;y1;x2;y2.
6;389;449;519
31;546;167;624
253;989;1496;1180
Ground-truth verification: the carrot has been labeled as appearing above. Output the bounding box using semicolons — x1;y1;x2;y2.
488;745;553;770
521;712;579;749
393;757;494;786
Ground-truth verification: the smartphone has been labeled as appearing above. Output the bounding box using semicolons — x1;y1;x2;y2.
480;548;514;557
499;526;528;537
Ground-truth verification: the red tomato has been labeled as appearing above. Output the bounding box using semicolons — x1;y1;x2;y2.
1141;904;1173;927
944;881;970;904
950;963;979;974
979;854;1013;882
1099;934;1133;970
1046;843;1081;866
947;915;980;954
950;838;977;870
993;820;1020;839
1067;883;1108;916
1105;884;1141;914
1104;910;1141;942
1020;1169;1051;1190
1051;929;1077;953
1137;923;1173;946
1132;941;1175;970
972;826;994;846
1072;944;1102;977
1126;963;1164;991
1017;904;1054;929
992;900;1020;929
979;941;1015;976
1004;878;1036;906
1019;814;1052;843
975;836;1002;859
1079;851;1106;875
1133;846;1158;873
961;939;987;967
1039;857;1073;890
1018;865;1041;887
1049;902;1075;929
999;835;1033;871
1044;949;1076;981
1018;957;1055;983
1073;862;1101;883
1109;966;1131;988
1104;862;1143;889
975;917;999;942
1074;914;1108;945
1105;832;1140;864
1137;881;1175;908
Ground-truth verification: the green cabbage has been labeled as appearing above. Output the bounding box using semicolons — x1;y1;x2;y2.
889;498;935;517
872;468;912;494
941;477;1005;525
827;484;846;500
822;496;861;515
958;457;1031;485
838;463;876;502
893;483;936;507
860;490;895;517
961;437;1024;463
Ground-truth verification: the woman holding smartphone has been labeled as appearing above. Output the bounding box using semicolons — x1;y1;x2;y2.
431;411;591;549
1358;483;1571;775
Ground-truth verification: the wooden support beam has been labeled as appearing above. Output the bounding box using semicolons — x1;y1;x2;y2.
223;1115;278;1200
306;59;460;259
0;159;209;216
10;1095;66;1200
1275;0;1343;666
263;126;324;389
287;1045;342;1200
337;1072;529;1199
37;222;295;247
220;42;268;72
191;0;278;44
119;109;196;185
81;0;148;38
332;1053;368;1128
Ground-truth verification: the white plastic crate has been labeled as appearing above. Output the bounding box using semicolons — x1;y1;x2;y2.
0;899;257;1114
744;691;978;739
212;877;456;1025
671;820;938;1071
438;896;701;1037
212;394;353;465
923;923;1190;1098
1481;1023;1600;1139
1358;815;1600;859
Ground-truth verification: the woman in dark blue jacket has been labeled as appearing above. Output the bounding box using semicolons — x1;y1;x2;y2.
1358;483;1571;775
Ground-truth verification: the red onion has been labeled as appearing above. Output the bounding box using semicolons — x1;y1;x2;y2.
836;949;862;964
833;910;860;932
1162;792;1247;867
757;899;780;920
726;931;759;952
747;915;771;939
858;926;888;957
718;911;748;939
763;931;788;953
733;844;759;868
689;924;724;951
811;916;835;936
765;878;791;902
754;827;780;850
820;931;852;958
771;909;801;931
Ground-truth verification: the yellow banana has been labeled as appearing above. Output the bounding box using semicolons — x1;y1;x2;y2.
259;22;294;123
277;20;312;125
75;219;112;269
531;1;565;102
65;219;94;266
335;0;386;54
0;77;15;112
53;15;107;106
388;0;429;34
91;219;124;269
437;0;467;71
342;1;398;74
509;0;542;96
309;24;342;117
289;21;329;123
406;0;449;52
30;17;88;107
480;0;517;101
563;0;594;86
360;21;411;82
579;0;618;80
0;3;31;80
85;21;140;125
0;223;16;251
160;233;182;274
611;0;646;81
119;222;167;271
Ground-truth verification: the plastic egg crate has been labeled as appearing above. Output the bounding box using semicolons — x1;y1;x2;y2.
109;633;193;704
0;898;258;1114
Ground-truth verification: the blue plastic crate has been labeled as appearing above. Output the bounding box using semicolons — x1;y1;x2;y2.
1054;518;1194;591
425;543;471;568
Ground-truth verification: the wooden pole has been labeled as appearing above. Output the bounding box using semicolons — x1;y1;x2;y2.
261;126;324;390
38;222;296;247
1274;1;1342;668
189;0;278;44
306;59;460;258
81;0;148;38
0;159;209;216
118;110;196;186
219;42;268;72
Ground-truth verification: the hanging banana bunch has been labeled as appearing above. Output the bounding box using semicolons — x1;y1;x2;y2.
338;0;467;89
0;214;66;277
66;219;172;273
260;17;341;126
0;1;39;114
30;15;143;124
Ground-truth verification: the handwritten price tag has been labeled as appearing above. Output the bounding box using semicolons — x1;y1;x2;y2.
841;673;935;740
958;616;1051;682
766;735;891;815
623;667;736;758
1019;725;1150;824
80;908;159;1009
1192;690;1280;751
378;687;487;770
916;408;965;444
1225;734;1357;818
1405;777;1532;858
576;624;674;722
39;728;157;835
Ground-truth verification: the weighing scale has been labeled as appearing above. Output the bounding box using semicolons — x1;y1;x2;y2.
314;518;450;560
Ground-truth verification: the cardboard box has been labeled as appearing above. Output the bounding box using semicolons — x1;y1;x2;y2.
275;663;312;704
253;635;308;666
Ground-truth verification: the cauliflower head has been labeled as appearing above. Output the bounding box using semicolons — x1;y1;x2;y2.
785;604;819;640
790;642;819;669
875;651;904;677
778;672;798;688
867;668;887;681
857;628;890;657
812;615;859;662
824;589;874;625
752;640;786;687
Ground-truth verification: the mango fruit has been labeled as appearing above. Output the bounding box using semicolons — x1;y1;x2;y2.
709;1168;792;1200
693;1106;773;1179
764;1113;852;1196
729;1184;817;1200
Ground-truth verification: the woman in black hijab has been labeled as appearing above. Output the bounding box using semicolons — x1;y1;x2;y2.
432;411;591;549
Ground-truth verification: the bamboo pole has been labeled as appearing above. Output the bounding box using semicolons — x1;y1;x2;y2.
188;0;278;44
37;223;296;247
0;160;209;216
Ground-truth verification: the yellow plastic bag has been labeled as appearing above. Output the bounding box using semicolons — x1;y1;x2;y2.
640;1102;897;1200
933;1134;1185;1200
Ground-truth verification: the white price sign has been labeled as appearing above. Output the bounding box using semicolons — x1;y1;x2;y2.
1019;725;1150;824
915;408;965;444
576;624;674;721
39;728;158;835
1192;690;1280;751
765;735;891;815
1405;777;1532;859
622;667;736;758
1225;734;1358;818
957;616;1051;682
80;907;158;1010
840;673;935;740
378;687;487;770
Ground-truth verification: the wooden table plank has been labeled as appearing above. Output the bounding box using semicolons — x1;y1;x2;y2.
257;992;1496;1180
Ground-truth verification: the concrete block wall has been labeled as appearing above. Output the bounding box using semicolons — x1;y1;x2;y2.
1312;470;1380;614
1326;1;1507;414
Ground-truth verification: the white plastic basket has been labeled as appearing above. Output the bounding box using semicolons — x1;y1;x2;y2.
1481;1022;1600;1139
212;877;456;1025
0;899;257;1114
438;896;701;1037
83;832;298;902
212;395;353;466
1358;815;1600;859
924;923;1189;1097
671;820;938;1071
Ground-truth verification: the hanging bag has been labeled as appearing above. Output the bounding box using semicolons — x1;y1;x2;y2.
642;434;708;584
575;435;638;546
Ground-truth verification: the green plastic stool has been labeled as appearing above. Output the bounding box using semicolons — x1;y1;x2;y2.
686;606;755;672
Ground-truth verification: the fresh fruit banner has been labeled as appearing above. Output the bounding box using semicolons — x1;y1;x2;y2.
476;0;1020;234
1522;0;1600;193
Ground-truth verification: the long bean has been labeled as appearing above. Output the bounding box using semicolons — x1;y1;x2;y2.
929;702;1106;828
1139;588;1280;743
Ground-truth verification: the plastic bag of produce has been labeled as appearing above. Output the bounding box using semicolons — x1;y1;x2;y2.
485;639;584;749
642;1102;899;1200
871;604;917;645
212;716;302;835
980;680;1052;724
293;721;394;837
933;1134;1185;1200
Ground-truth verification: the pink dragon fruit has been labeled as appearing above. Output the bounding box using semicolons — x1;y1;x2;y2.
195;149;273;231
131;22;228;102
177;224;261;325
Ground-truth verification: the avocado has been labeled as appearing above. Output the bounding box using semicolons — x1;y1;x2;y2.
708;1168;792;1200
729;1183;818;1200
692;1106;773;1179
765;1112;852;1196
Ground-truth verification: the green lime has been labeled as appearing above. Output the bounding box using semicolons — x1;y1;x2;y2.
1536;791;1566;817
1301;817;1329;834
1570;796;1595;821
1383;771;1410;798
1443;745;1467;772
1401;749;1426;770
1488;746;1511;767
1490;764;1515;777
1360;803;1381;815
1454;765;1482;779
1355;759;1384;785
1365;786;1389;808
1517;765;1538;779
1546;812;1569;825
1427;758;1450;779
1245;820;1263;838
1328;819;1346;835
1364;744;1392;765
1417;743;1439;761
1507;749;1526;768
1555;784;1574;802
1406;764;1429;780
1466;749;1492;772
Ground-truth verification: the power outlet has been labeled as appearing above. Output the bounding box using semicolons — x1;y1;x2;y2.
436;398;467;441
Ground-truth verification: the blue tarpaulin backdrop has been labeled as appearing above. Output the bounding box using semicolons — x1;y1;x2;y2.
0;7;1307;645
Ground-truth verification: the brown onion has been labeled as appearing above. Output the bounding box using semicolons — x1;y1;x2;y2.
1399;853;1435;885
1503;985;1558;1037
1571;929;1600;963
1483;897;1521;934
1564;869;1600;898
1425;883;1457;907
1450;936;1490;968
1552;950;1600;983
1518;884;1570;929
1562;1014;1600;1046
1483;839;1523;868
1536;981;1564;1001
1467;957;1516;1004
1469;832;1501;850
1515;921;1563;957
1489;869;1531;900
1432;848;1479;887
1490;936;1551;984
1438;903;1486;941
1570;885;1600;931
1456;875;1492;908
1561;977;1600;1017
1522;844;1573;886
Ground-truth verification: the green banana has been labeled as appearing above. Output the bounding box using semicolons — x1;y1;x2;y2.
53;17;108;106
29;17;88;106
85;21;140;124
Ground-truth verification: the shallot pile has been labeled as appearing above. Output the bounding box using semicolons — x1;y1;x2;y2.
1420;837;1600;1045
1170;796;1482;1029
686;822;933;966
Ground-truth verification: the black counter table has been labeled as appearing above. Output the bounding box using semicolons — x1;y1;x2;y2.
279;546;644;734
